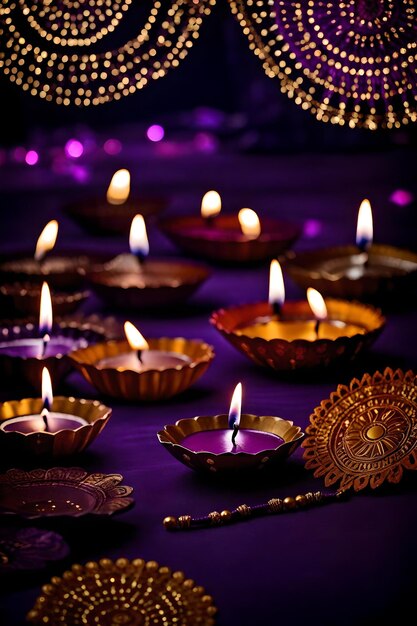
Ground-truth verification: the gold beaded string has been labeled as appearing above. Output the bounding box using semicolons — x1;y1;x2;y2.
0;0;216;106
228;0;417;129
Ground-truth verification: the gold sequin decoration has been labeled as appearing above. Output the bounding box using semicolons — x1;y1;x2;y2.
0;0;216;106
228;0;417;129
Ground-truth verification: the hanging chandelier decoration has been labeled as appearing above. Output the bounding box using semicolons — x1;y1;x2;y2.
228;0;417;129
0;0;215;106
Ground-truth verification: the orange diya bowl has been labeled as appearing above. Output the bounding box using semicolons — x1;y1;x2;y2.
210;299;385;373
69;337;215;401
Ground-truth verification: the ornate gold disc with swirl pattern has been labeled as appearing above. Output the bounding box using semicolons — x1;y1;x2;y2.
303;368;417;492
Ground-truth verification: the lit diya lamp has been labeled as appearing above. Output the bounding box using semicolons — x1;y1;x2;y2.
0;366;111;458
0;281;109;389
64;167;167;236
69;320;215;401
210;259;385;372
0;220;98;289
86;213;211;310
285;198;417;304
158;382;304;476
158;189;301;264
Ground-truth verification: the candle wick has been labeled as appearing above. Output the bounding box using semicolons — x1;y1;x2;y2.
41;408;49;432
272;301;282;319
205;215;215;228
314;319;321;339
231;424;239;447
41;334;50;358
137;350;143;364
134;252;146;266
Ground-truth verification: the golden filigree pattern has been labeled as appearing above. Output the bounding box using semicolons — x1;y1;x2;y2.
303;368;417;491
228;0;417;129
0;1;216;105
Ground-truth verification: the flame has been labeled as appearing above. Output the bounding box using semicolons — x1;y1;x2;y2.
39;282;53;336
228;382;242;430
124;321;149;351
238;208;261;238
129;214;149;259
34;220;58;261
307;288;327;320
41;366;53;412
268;259;285;308
201;190;221;219
356;198;373;250
106;168;130;205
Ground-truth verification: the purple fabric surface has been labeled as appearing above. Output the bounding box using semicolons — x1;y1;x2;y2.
0;146;417;625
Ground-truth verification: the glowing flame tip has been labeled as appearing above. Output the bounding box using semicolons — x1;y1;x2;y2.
106;168;130;205
238;208;261;238
39;282;53;336
356;198;373;250
41;366;53;411
307;288;327;320
201;190;221;219
129;214;149;259
268;259;285;308
228;382;242;430
34;220;58;261
124;321;149;351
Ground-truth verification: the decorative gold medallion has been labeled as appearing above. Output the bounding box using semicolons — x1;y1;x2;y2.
27;558;217;625
303;368;417;492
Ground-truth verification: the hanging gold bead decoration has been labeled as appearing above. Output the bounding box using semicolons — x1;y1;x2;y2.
228;0;417;129
0;0;216;106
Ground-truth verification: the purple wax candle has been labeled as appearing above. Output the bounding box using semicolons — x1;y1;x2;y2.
181;429;283;454
0;413;88;434
0;337;87;358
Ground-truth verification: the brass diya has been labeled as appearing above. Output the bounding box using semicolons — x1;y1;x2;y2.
158;413;304;473
0;282;89;318
164;368;417;530
159;214;301;264
210;299;385;373
0;396;111;458
86;255;211;310
27;557;217;625
284;244;417;304
69;337;215;401
0;314;119;390
65;194;167;235
0;468;134;518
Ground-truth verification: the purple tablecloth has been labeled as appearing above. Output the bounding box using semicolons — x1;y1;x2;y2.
1;144;417;625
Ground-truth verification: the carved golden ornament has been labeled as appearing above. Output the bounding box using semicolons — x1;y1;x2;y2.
303;368;417;492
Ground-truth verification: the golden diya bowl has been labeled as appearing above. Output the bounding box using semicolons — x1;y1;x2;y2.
0;283;89;318
210;300;385;373
0;396;111;459
65;194;167;236
159;214;301;264
0;316;118;391
27;557;217;625
69;337;215;401
284;244;417;305
86;257;211;310
158;413;304;474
